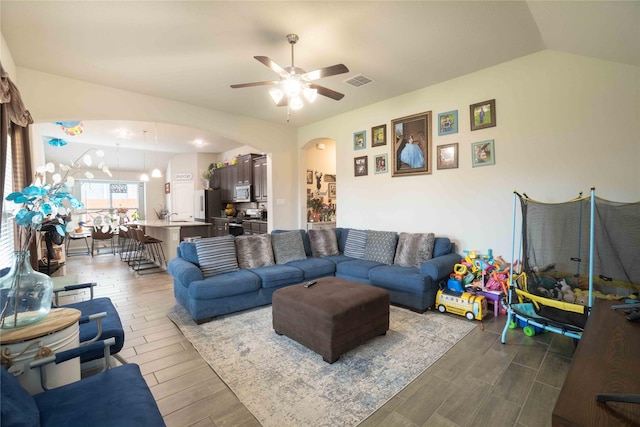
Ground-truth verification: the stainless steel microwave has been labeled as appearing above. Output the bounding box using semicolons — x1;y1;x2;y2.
235;185;251;202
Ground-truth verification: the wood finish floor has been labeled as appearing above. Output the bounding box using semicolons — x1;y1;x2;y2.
54;254;575;427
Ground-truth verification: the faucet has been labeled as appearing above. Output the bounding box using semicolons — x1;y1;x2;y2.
166;213;179;223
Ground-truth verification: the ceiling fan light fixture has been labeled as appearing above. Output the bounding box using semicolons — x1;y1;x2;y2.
289;96;304;110
303;86;318;103
269;88;284;105
283;77;302;98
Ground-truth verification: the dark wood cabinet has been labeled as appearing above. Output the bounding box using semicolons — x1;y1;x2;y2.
217;165;237;202
242;220;267;235
180;225;212;240
253;155;267;202
212;218;229;236
209;168;222;190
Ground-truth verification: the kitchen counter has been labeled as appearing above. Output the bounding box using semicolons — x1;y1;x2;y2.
132;220;212;263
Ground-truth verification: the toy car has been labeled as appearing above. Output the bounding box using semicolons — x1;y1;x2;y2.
436;288;487;320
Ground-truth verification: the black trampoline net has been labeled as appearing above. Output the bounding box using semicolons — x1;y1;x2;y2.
521;194;640;297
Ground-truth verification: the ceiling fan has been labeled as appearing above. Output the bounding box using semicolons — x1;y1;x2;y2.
230;34;349;111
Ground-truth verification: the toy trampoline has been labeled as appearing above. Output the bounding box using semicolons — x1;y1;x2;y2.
501;187;640;343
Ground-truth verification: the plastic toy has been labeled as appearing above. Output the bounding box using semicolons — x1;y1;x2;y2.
436;288;487;321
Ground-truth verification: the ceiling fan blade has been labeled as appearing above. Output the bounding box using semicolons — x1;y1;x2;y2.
254;56;290;78
303;64;349;81
276;97;288;107
230;81;280;89
309;84;345;101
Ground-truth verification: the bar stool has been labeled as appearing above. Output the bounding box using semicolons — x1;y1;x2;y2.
131;229;166;274
91;226;115;256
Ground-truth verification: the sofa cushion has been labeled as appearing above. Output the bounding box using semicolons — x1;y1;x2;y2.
188;270;262;300
271;231;307;264
336;258;385;279
195;235;239;278
343;229;367;259
250;264;305;289
286;257;336;280
433;237;454;257
179;241;200;265
393;232;435;267
1;367;40;427
235;234;275;269
364;230;398;264
272;229;312;257
369;265;427;293
308;229;339;257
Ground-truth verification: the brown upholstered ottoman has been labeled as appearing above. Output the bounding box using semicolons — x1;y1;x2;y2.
272;276;390;363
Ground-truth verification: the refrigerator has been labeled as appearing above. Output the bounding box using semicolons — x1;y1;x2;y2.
194;189;223;222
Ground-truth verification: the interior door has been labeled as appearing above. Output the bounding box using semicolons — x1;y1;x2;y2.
172;181;195;221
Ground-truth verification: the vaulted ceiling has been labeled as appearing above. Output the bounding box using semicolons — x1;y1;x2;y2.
2;1;638;170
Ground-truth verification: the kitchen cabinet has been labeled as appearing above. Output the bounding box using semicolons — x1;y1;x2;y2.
209;168;221;190
180;225;212;240
217;165;237;202
243;220;267;235
253;155;267;202
213;218;229;236
236;154;260;186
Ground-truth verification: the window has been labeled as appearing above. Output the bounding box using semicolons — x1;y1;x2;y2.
0;138;14;269
78;180;144;223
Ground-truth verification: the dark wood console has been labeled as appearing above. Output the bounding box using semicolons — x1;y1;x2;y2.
552;299;640;426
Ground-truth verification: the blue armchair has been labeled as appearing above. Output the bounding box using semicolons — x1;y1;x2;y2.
1;338;166;427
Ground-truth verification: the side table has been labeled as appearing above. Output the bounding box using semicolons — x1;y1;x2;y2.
476;290;504;317
0;307;81;394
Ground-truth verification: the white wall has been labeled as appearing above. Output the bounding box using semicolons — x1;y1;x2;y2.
1;34;16;78
13;67;300;229
298;50;640;259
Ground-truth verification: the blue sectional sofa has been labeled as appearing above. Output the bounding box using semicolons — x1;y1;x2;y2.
167;227;459;324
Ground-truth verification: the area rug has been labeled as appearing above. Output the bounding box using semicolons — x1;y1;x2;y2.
167;304;476;427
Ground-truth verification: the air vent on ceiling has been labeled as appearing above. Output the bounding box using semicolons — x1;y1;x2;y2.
344;74;373;88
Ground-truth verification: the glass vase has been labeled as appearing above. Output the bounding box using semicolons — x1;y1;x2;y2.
0;251;54;329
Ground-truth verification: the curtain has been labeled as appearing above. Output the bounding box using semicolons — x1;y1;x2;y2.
1;62;35;263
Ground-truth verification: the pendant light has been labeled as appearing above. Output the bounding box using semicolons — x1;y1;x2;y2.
140;130;149;182
151;122;162;178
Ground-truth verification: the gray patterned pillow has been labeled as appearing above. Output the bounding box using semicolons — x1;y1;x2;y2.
393;232;436;267
195;235;239;278
308;229;339;257
271;231;307;264
343;229;368;259
235;234;275;269
364;231;398;264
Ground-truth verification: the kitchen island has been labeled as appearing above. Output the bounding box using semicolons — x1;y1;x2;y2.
133;220;213;263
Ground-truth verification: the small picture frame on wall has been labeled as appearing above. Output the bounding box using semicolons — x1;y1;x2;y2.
470;99;496;131
437;110;458;136
306;170;313;184
471;140;495;167
354;130;366;150
371;124;387;147
164;182;170;194
437;143;458;170
354;156;368;176
324;174;336;183
374;153;388;174
328;182;336;198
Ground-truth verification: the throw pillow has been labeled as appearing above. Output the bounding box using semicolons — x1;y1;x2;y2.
235;234;275;269
308;229;339;257
393;232;436;267
195;235;239;278
271;230;307;264
343;229;368;259
364;230;398;264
